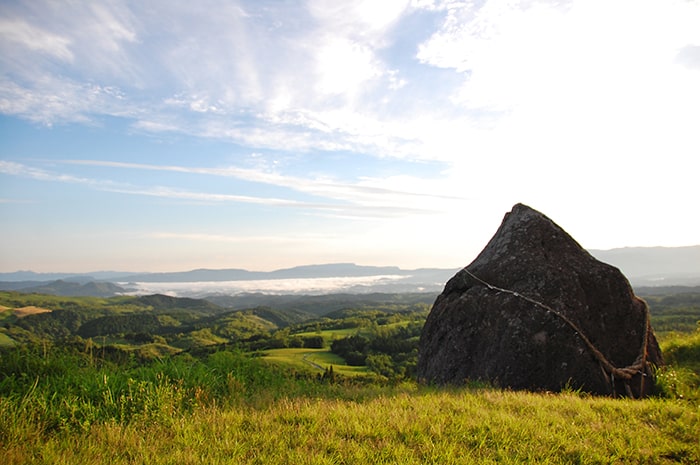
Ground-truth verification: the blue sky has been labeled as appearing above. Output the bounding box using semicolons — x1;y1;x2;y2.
1;0;699;273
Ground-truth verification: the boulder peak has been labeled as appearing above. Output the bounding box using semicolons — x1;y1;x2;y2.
417;203;662;397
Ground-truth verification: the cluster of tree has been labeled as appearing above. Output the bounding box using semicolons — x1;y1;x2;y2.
642;290;700;333
16;309;85;338
330;322;423;379
77;313;162;338
241;333;325;351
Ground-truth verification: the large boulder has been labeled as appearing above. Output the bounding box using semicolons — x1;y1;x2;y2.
417;203;663;397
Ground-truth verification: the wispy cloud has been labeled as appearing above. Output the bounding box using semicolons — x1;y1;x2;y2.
0;18;74;61
0;198;35;204
2;1;699;218
0;160;297;206
1;0;698;166
147;232;331;244
0;160;102;186
0;0;430;159
0;160;438;218
59;158;467;213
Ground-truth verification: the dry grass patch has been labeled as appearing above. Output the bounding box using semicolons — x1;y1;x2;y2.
13;306;53;318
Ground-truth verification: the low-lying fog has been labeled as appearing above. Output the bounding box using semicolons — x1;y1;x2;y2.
119;275;443;297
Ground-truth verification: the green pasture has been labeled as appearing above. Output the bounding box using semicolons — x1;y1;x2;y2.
292;320;413;342
291;327;360;342
262;347;369;377
0;331;16;347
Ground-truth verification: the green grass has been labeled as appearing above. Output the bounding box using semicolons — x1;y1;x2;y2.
0;331;16;347
262;348;370;377
292;327;363;342
3;387;698;464
0;307;15;323
292;320;415;344
655;330;700;400
661;330;700;372
2;311;699;464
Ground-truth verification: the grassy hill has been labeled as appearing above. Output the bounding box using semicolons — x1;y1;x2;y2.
207;292;436;318
1;344;698;464
1;286;699;463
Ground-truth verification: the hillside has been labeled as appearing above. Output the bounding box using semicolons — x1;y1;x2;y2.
1;285;698;465
16;280;127;297
207;292;437;317
0;291;434;353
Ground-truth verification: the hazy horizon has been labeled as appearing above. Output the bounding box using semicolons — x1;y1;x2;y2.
2;244;699;276
2;1;699;273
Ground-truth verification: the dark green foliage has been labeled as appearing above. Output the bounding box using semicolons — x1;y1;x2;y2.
247;306;314;327
133;294;224;314
331;335;370;365
642;288;700;333
77;313;162;338
0;291;267;349
302;335;324;348
208;292;435;319
15;310;85;338
330;321;423;378
125;332;156;343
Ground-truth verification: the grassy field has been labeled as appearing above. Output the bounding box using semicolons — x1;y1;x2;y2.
0;331;16;347
3;385;698;464
2;331;700;464
292;320;415;341
262;348;370;377
292;327;363;342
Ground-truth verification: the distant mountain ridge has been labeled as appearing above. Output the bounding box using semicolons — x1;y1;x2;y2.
16;280;128;297
0;263;449;284
0;271;135;282
118;263;413;283
1;246;698;294
589;245;700;286
0;279;130;296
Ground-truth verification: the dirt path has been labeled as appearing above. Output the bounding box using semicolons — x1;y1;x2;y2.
301;352;325;371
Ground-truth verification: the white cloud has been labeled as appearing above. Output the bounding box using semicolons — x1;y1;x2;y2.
59;159;464;216
411;0;700;175
307;0;411;39
0;1;412;151
315;38;382;96
2;159;445;219
0;78;135;125
0;160;101;185
1;0;699;177
0;18;74;61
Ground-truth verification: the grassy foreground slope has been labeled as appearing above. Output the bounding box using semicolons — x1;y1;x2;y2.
4;387;698;464
2;345;699;465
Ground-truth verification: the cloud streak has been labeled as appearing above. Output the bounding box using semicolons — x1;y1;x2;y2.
0;160;440;218
60;159;464;203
